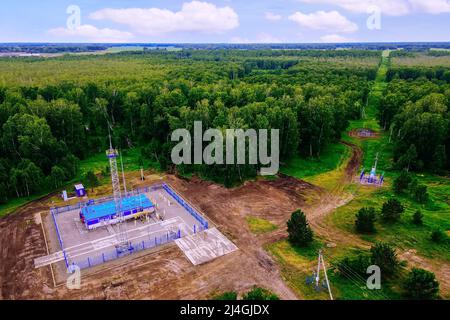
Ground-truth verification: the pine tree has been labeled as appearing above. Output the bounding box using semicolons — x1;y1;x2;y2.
393;170;412;194
404;268;439;300
287;209;314;247
85;170;100;192
355;207;377;233
381;199;404;222
412;210;423;225
370;242;399;277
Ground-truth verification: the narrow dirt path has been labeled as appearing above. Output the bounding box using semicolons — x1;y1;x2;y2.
304;141;370;248
292;49;450;297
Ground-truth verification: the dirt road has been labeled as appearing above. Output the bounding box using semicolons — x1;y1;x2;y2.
1;143;448;299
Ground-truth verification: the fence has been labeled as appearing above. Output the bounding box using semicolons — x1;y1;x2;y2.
70;228;181;270
51;182;210;271
162;184;209;229
50;209;69;268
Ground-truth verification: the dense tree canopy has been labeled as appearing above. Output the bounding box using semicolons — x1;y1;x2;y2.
0;49;448;202
381;56;450;172
0;50;378;200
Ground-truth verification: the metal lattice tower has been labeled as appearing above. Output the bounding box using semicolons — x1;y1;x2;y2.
106;135;129;250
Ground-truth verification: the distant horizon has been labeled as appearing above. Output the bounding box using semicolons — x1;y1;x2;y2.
1;41;450;45
1;1;449;43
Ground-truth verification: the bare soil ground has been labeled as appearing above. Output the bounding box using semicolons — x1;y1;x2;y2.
0;196;55;299
0;173;320;300
1;148;449;299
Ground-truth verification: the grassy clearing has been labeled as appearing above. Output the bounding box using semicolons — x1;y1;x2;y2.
302;144;352;192
342;50;393;171
0;147;159;217
331;50;450;262
328;174;450;262
282;51;392;184
267;240;330;299
246;216;278;234
267;240;401;300
269;51;410;299
78;147;157;177
281;143;351;181
343;124;394;171
0;194;46;217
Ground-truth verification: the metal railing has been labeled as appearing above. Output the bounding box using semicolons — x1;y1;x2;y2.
162;184;209;229
70;228;181;270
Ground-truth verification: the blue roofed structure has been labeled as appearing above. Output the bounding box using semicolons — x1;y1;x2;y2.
80;194;154;229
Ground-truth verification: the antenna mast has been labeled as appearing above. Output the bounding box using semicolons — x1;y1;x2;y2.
106;130;129;252
373;152;379;171
120;150;127;194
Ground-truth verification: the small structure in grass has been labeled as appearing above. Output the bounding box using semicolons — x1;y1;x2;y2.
74;184;86;197
349;128;378;138
359;153;385;187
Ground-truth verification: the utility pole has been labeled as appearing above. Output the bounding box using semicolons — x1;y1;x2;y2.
316;250;333;300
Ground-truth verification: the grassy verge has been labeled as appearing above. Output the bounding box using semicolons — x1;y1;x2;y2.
0;193;48;217
267;240;401;300
328;174;450;262
281;143;351;181
342;50;392;171
246;216;278;234
268;51;409;300
77;147;158;178
0;147;159;217
330;50;450;262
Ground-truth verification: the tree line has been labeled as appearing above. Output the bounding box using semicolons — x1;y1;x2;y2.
380;70;450;172
0;50;377;201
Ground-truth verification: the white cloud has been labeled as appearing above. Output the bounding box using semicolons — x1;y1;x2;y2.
297;0;450;16
288;10;358;33
48;25;134;43
90;1;239;36
409;0;450;14
265;12;282;21
320;34;354;43
298;0;410;16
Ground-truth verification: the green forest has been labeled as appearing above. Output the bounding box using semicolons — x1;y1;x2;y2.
0;49;449;205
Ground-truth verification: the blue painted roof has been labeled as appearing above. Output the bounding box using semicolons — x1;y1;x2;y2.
81;194;154;221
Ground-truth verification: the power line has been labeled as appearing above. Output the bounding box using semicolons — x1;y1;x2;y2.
323;250;391;300
322;250;390;300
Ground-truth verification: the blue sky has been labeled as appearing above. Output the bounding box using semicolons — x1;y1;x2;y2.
1;0;449;43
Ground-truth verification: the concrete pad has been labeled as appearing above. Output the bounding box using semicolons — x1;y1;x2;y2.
175;228;238;266
40;185;207;270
